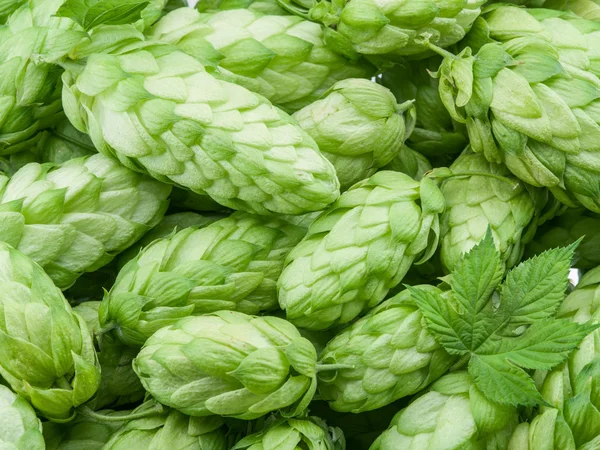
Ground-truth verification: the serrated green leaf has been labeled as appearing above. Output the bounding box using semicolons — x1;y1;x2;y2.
501;243;577;324
56;0;149;30
470;355;545;406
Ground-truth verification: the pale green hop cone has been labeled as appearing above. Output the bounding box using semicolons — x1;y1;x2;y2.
62;42;340;215
0;243;100;421
0;385;44;450
278;170;445;330
370;372;517;450
150;8;374;112
439;151;547;272
317;287;456;413
380;57;468;166
132;311;319;419
506;410;576;450
293;78;416;190
100;211;306;347
0;154;170;289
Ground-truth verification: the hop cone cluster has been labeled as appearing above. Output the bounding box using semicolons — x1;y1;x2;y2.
0;242;100;421
63;43;340;215
293;79;416;190
150;7;374;111
439;151;545;272
437;5;600;212
317;288;456;413
278;171;445;330
100;211;306;347
371;372;517;449
0;154;170;289
0;384;44;449
132;311;319;419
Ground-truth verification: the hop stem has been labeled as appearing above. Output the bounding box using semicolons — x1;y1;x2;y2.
77;403;164;422
316;363;355;372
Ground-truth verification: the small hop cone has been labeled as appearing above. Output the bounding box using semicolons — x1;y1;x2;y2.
506;410;576;450
0;385;44;449
278;170;445;330
132;311;319;420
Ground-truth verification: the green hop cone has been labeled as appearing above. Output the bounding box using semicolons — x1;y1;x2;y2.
0;243;100;421
439;151;547;272
132;311;319;419
436;5;600;212
150;8;374;112
380;57;468;166
317;288;456;413
103;404;228;450
371;372;517;450
74;302;145;410
525;208;600;269
293;79;416;190
506;410;576;450
0;153;170;289
0;0;85;154
278;0;485;60
100;211;306;347
62;41;340;216
196;0;289;15
278;170;445;330
43;410;126;450
232;414;345;449
383;145;432;182
0;385;44;449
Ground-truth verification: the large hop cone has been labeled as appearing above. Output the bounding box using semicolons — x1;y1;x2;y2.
317;288;456;413
62;43;340;215
149;7;374;112
0;154;170;289
278;171;445;330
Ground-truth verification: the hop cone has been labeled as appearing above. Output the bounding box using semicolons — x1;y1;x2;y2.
279;0;485;60
439;151;546;272
506;410;576;450
43;411;126;450
371;372;517;450
74;302;145;410
103;404;228;450
293;79;416;190
437;5;600;212
525;208;600;269
488;0;600;23
132;311;319;419
0;243;100;421
196;0;289;15
232;414;345;449
317;288;455;413
383;146;432;182
63;42;340;215
380;58;468;166
150;8;374;112
0;385;44;449
0;0;85;154
0;154;170;289
100;211;306;347
278;171;445;330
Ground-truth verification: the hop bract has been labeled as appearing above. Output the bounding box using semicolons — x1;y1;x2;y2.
0;384;44;450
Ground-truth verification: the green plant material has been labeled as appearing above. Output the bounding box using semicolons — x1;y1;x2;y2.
195;0;289;14
275;0;485;60
278;171;444;330
43;410;127;450
74;302;145;410
0;154;170;289
380;58;468;166
169;188;231;213
133;311;319;419
382;145;432;182
438;151;547;272
491;0;600;20
371;372;517;449
0;384;44;449
525;208;600;269
0;243;100;421
0;0;86;155
64;266;118;305
102;403;228;450
100;211;306;347
436;5;600;212
317;287;456;413
410;232;597;407
0;0;26;23
149;8;375;112
293;79;415;190
164;0;188;14
232;414;345;449
506;410;576;449
63;41;340;216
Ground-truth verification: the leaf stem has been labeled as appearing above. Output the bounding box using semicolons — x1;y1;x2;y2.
316;363;354;372
77;403;164;422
